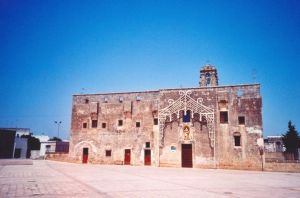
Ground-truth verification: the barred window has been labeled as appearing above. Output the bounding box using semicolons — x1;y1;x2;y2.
220;111;228;123
92;120;98;128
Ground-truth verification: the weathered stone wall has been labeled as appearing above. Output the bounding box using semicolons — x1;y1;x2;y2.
157;85;263;169
159;89;215;168
69;91;159;165
265;152;285;162
46;153;70;162
216;84;263;170
69;84;263;170
264;162;300;173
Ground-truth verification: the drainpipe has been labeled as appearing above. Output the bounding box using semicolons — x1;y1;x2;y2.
214;141;216;168
259;147;264;171
12;142;16;158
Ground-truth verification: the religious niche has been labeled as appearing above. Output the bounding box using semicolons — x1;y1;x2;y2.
183;125;190;140
179;123;194;142
159;90;215;148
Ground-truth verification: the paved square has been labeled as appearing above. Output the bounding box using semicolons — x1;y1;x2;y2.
0;160;300;197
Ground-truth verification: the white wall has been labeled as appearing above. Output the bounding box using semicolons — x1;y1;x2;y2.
40;141;56;157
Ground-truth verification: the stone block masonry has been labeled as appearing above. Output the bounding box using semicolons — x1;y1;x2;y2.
68;65;264;170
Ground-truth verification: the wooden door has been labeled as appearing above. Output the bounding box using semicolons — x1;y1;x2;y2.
181;144;193;168
82;148;88;164
124;149;131;165
144;150;151;166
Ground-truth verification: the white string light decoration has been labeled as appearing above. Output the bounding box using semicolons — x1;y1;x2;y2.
158;90;215;148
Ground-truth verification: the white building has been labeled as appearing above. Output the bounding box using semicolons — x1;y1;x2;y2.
40;141;57;157
264;136;285;152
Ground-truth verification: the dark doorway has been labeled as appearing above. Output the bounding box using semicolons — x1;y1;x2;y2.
182;144;193;168
0;129;16;159
124;149;131;165
14;148;21;158
144;150;151;166
82;147;88;164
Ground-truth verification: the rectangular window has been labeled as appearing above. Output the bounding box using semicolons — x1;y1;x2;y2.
91;120;98;128
238;116;245;125
82;122;87;128
118;120;123;126
102;123;106;128
146;142;150;148
83;147;88;155
183;110;191;123
154;118;158;125
234;136;241;146
105;150;111;157
136;122;141;128
220;111;228;123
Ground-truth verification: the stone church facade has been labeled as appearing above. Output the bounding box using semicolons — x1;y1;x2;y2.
69;65;264;170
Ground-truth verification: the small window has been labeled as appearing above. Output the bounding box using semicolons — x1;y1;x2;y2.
102;123;106;128
105;150;111;157
146;142;150;148
83;122;87;128
220;99;227;104
154;118;158;125
85;99;89;104
136;122;141;128
136;96;141;101
183;110;191;123
171;146;176;152
104;97;108;103
92;120;98;128
83;147;88;155
118;120;123;126
234;135;241;146
220;111;228;123
238;116;245;125
205;73;211;86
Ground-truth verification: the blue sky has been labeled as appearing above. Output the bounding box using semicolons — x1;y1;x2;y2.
1;0;300;139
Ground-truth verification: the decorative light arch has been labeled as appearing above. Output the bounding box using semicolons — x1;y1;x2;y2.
158;90;215;148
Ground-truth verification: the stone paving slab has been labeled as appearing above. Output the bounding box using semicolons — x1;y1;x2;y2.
0;161;108;197
1;160;300;197
0;159;33;166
